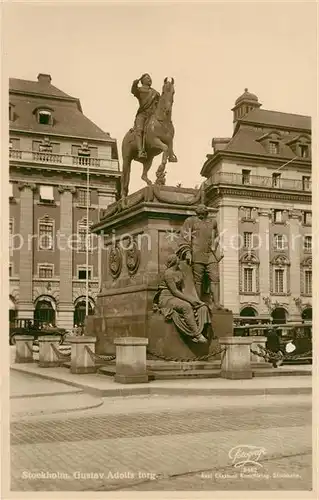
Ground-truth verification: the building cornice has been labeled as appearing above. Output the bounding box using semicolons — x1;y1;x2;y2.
206;185;311;204
10;163;121;179
9;128;117;144
201;150;311;178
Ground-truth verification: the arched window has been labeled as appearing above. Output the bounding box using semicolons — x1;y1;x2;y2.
33;106;54;126
9;296;17;325
270;255;290;294
239;253;260;293
240;306;258;317
302;307;312;321
271;307;287;325
34;298;56;325
73;298;95;327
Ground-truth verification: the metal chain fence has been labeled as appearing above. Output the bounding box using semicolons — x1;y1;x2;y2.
50;343;71;361
146;347;227;363
84;346;116;364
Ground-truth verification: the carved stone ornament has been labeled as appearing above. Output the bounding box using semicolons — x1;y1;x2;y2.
58;185;77;194
125;240;140;275
18;182;37;192
109;246;122;279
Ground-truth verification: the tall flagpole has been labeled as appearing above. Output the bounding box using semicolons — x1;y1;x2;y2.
85;160;90;318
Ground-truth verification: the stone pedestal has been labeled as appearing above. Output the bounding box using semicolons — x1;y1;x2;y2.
68;336;97;374
219;336;253;379
114;337;149;384
88;186;222;358
38;336;61;368
15;335;34;363
250;336;270;368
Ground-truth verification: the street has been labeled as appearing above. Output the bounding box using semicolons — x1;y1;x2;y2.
10;371;312;492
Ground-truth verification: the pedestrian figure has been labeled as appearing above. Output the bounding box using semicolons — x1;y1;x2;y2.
266;328;284;367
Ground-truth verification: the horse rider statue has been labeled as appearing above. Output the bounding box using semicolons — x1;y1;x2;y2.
120;73;178;198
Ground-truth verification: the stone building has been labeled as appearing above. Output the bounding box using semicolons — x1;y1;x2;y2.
202;89;312;323
9;73;120;330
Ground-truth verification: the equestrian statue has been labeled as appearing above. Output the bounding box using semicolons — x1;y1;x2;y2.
121;73;178;198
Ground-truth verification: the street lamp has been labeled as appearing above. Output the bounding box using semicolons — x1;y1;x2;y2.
85;158;90;318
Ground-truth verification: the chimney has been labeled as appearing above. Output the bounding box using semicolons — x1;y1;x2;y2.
37;73;52;84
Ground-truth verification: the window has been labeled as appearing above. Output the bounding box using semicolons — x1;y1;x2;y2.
77;189;91;206
303;212;312;225
38;110;52;125
274;234;286;250
9;219;13;255
242;207;253;220
272;173;281;187
242;170;251;185
98;193;116;209
39;218;54;250
9;264;12;277
9;104;13;121
304;236;312;252
299;144;309;158
274;210;283;223
72;144;97;157
9;138;20;150
77;218;93;252
305;270;312;295
302;176;311;191
78;267;92;280
243;268;253;293
9;183;13;198
39;185;54;203
38;264;54;279
269;141;279;154
243;232;253;249
274;269;284;293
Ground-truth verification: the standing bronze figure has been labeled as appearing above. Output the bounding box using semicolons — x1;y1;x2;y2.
177;204;223;309
121;74;178;198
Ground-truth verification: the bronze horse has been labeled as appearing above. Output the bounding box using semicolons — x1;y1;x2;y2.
121;77;178;198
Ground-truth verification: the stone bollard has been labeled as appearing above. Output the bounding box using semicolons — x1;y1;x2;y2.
250;336;270;367
67;336;97;374
114;337;148;384
14;335;34;363
219;336;254;379
38;336;61;368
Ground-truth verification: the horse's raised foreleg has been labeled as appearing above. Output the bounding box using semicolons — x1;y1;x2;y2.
141;157;153;186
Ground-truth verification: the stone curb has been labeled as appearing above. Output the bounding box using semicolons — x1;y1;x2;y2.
10;393;104;420
10;366;312;397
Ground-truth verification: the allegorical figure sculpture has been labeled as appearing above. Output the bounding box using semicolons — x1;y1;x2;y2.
121;74;178;198
154;254;210;343
177;204;223;309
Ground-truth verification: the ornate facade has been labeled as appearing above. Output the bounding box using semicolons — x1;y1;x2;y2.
9;73;120;330
202;89;312;322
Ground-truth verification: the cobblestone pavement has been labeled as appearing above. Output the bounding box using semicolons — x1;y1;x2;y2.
10;393;312;492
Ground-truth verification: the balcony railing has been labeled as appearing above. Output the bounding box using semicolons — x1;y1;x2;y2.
9;149;119;171
208;172;312;192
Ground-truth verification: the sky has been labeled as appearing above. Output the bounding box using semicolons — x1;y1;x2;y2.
3;1;317;194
